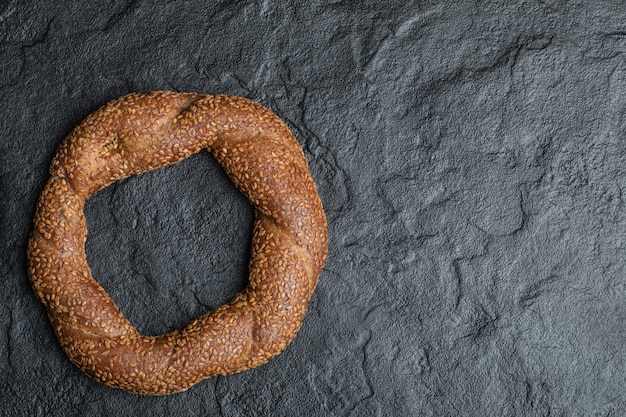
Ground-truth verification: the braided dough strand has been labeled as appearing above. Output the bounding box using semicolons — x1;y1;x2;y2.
27;91;328;395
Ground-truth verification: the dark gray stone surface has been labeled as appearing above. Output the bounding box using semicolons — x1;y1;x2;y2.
2;1;625;415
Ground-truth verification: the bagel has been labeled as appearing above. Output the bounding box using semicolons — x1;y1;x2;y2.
26;91;328;395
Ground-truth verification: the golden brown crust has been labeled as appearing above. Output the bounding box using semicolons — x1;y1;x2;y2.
27;91;328;395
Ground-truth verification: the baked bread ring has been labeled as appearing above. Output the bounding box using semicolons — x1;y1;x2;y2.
27;91;328;395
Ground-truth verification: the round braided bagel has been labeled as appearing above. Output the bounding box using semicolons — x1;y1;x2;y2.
27;91;328;395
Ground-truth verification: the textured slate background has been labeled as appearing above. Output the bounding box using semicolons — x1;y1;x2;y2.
2;1;626;416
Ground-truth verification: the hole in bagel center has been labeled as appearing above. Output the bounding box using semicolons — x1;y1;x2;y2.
84;151;254;336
